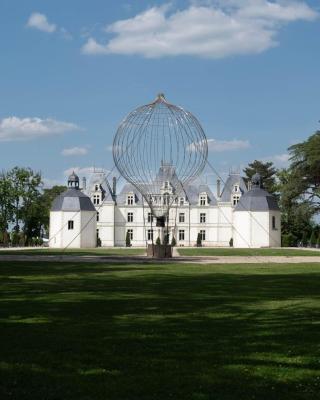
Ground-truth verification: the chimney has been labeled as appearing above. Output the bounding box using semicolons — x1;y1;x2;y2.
82;177;87;191
217;179;221;198
112;177;117;196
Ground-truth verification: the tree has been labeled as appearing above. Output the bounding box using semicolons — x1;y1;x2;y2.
155;236;161;245
288;131;320;213
310;230;317;247
276;168;314;241
243;160;277;194
125;231;131;247
0;170;14;235
301;231;309;247
38;185;66;233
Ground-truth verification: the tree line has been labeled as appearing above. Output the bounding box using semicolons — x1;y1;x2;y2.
0;167;65;246
1;131;319;247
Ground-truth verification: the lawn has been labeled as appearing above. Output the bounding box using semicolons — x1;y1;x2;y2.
1;261;320;400
0;247;145;256
178;247;320;257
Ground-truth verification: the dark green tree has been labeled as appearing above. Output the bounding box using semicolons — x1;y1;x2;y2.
196;233;202;247
310;230;317;247
244;160;277;193
171;236;176;247
125;231;131;247
0;170;14;235
155;236;161;245
288;131;320;213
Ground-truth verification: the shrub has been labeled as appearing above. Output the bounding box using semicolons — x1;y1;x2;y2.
125;231;131;247
11;231;20;247
229;238;233;247
156;236;161;245
282;233;297;247
163;233;169;246
97;237;102;247
171;236;176;247
196;233;202;247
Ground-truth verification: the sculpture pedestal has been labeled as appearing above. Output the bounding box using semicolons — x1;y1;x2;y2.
147;244;172;258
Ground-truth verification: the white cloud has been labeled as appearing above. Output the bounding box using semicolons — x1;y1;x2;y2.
82;1;317;58
0;117;80;142
27;12;56;33
207;138;251;152
61;147;88;156
262;152;290;167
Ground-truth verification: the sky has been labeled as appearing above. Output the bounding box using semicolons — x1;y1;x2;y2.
0;0;320;188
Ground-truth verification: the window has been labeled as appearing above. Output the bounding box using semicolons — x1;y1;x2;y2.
127;212;133;222
96;212;99;222
234;185;239;192
179;229;185;241
164;181;169;189
272;216;276;230
232;195;240;206
200;213;206;223
93;194;100;205
127;229;133;240
200;195;207;206
180;197;185;206
147;229;153;241
163;193;170;206
127;194;134;205
200;229;206;241
179;213;185;223
68;220;74;230
147;212;153;223
95;184;99;191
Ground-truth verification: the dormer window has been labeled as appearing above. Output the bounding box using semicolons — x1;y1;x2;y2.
163;193;170;206
199;194;207;206
232;195;240;206
93;194;100;205
95;184;99;191
234;185;239;192
127;194;134;205
164;181;169;189
179;197;185;206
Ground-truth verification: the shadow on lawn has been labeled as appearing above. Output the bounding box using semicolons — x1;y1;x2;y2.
0;262;320;400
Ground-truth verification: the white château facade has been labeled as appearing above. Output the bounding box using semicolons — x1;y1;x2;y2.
49;165;280;249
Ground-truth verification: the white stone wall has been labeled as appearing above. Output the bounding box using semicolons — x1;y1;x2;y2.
49;210;96;249
233;210;281;248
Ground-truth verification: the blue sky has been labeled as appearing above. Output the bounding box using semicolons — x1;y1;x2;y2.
0;0;320;187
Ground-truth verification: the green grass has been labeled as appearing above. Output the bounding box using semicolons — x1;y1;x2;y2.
178;247;320;257
0;247;145;256
1;261;320;399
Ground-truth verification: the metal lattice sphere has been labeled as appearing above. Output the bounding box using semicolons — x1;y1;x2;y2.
113;94;208;222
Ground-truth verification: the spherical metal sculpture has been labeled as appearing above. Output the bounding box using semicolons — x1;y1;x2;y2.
113;94;208;226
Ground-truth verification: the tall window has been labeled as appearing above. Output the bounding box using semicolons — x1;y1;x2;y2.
179;229;185;241
180;197;185;206
179;213;185;223
234;185;239;192
93;195;100;205
147;212;153;223
95;184;99;191
233;195;240;206
127;229;133;240
127;212;133;222
96;212;99;222
147;229;153;241
200;195;207;206
200;213;206;223
200;229;206;241
272;216;276;230
163;193;170;206
68;220;74;230
127;195;134;205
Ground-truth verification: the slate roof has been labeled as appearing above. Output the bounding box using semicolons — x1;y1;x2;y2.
234;187;280;212
220;174;248;202
51;188;96;212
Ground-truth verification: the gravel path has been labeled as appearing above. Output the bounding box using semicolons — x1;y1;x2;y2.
0;254;320;264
